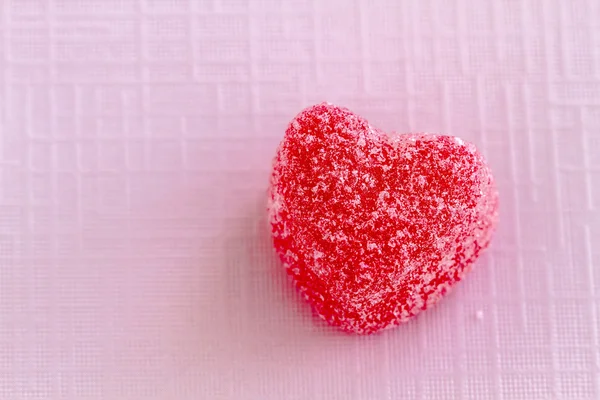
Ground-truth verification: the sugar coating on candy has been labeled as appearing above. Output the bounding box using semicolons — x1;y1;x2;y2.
268;103;499;335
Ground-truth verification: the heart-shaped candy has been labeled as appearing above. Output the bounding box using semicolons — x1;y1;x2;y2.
268;103;499;334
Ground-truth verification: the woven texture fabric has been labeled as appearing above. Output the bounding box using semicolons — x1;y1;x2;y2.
1;1;599;399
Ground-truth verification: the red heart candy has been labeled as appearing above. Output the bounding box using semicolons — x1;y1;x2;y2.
268;103;499;335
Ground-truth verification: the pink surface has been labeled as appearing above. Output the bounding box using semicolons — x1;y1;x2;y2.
1;1;599;399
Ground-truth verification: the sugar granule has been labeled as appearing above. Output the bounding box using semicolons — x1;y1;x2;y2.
268;103;499;335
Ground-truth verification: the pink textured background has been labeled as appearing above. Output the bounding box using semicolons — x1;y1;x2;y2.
1;1;599;399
